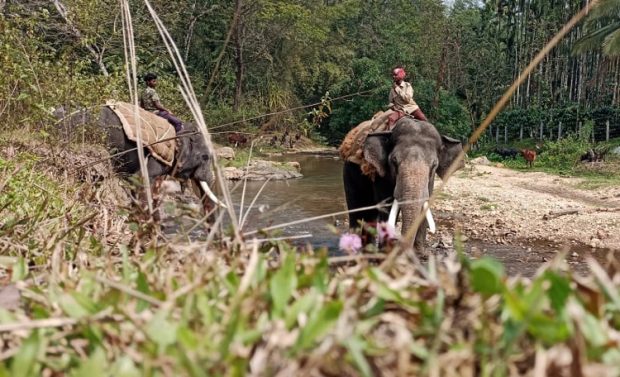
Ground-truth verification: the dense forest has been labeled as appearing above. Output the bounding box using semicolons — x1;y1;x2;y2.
1;0;619;145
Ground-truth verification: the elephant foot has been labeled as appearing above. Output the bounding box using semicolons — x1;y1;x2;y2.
414;242;429;261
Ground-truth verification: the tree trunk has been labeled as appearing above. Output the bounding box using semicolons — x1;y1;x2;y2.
233;8;245;111
539;120;544;140
606;120;610;142
53;0;109;76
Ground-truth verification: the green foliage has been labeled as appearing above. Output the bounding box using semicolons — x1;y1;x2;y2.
537;134;591;171
0;145;102;256
1;231;619;375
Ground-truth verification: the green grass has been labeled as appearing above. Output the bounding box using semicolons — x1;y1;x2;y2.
220;148;253;168
475;137;620;188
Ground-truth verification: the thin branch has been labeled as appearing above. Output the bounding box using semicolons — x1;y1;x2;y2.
94;275;163;307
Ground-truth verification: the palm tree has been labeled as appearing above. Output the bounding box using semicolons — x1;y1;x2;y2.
573;0;620;56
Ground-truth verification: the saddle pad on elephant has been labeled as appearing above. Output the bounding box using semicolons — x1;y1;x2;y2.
338;110;392;165
105;101;176;166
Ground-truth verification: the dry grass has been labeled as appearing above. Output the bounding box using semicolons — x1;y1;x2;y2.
1;137;620;376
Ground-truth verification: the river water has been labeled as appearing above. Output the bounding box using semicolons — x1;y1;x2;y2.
223;153;610;276
228;153;346;251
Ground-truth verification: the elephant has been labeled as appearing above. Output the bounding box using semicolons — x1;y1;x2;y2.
98;106;225;213
55;104;225;214
342;117;464;252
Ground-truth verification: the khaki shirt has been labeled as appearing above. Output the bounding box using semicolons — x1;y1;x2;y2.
388;81;419;114
140;87;160;113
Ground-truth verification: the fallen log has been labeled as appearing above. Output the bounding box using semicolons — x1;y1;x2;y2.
543;209;580;219
543;207;620;220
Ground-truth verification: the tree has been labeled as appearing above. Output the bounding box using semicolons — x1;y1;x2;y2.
574;0;620;56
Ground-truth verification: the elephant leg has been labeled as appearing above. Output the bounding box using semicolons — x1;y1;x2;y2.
373;175;395;223
414;225;428;255
343;161;377;229
130;157;169;220
150;175;167;221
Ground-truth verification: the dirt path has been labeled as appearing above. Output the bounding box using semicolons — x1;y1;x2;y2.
434;162;620;252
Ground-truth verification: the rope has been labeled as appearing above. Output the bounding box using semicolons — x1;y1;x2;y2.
70;86;386;174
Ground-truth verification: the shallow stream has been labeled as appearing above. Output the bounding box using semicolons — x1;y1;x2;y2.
223;153;611;276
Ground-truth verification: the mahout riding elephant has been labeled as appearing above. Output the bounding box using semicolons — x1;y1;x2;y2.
97;106;225;213
54;104;225;214
342;117;464;252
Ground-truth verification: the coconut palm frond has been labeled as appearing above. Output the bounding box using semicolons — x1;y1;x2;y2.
573;21;620;54
587;0;620;20
603;27;620;55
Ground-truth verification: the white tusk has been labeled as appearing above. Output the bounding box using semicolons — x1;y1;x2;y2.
199;181;227;208
387;199;399;229
423;201;436;234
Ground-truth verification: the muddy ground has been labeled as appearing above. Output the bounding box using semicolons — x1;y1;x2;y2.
430;162;620;275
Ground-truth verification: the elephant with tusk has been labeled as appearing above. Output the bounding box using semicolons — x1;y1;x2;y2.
55;104;226;214
341;116;464;253
98;105;226;214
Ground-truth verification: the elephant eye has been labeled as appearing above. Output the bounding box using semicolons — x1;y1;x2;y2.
389;155;398;166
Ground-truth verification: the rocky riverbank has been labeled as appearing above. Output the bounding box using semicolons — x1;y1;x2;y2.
214;145;338;181
221;160;302;180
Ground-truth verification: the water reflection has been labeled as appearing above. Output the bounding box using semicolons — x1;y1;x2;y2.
229;154;346;250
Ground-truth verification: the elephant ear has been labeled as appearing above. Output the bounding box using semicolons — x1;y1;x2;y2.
363;132;392;178
437;135;464;180
174;129;195;178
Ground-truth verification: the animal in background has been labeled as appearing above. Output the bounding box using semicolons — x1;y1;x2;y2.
493;146;519;159
268;135;278;147
227;132;248;147
580;147;609;163
521;149;537;168
280;130;291;148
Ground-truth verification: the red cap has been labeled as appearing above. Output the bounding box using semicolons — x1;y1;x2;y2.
392;67;406;80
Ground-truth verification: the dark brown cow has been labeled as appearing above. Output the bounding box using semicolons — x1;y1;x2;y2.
227;132;248;147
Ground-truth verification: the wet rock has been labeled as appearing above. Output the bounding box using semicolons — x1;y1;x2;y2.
223;160;303;181
216;147;235;160
286;161;301;172
470;156;492;166
223;166;244;180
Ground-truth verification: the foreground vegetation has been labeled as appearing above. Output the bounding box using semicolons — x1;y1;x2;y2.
1;127;620;376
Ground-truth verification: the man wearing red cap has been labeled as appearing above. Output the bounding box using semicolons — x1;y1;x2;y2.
387;67;427;128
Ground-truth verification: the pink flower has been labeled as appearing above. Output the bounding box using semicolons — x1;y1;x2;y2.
339;233;362;254
376;222;398;244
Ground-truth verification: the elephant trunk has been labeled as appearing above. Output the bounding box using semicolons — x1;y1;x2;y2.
397;163;431;250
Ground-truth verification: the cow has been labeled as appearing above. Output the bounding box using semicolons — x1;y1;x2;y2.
521;149;537;168
493;146;519;159
227;132;248;147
